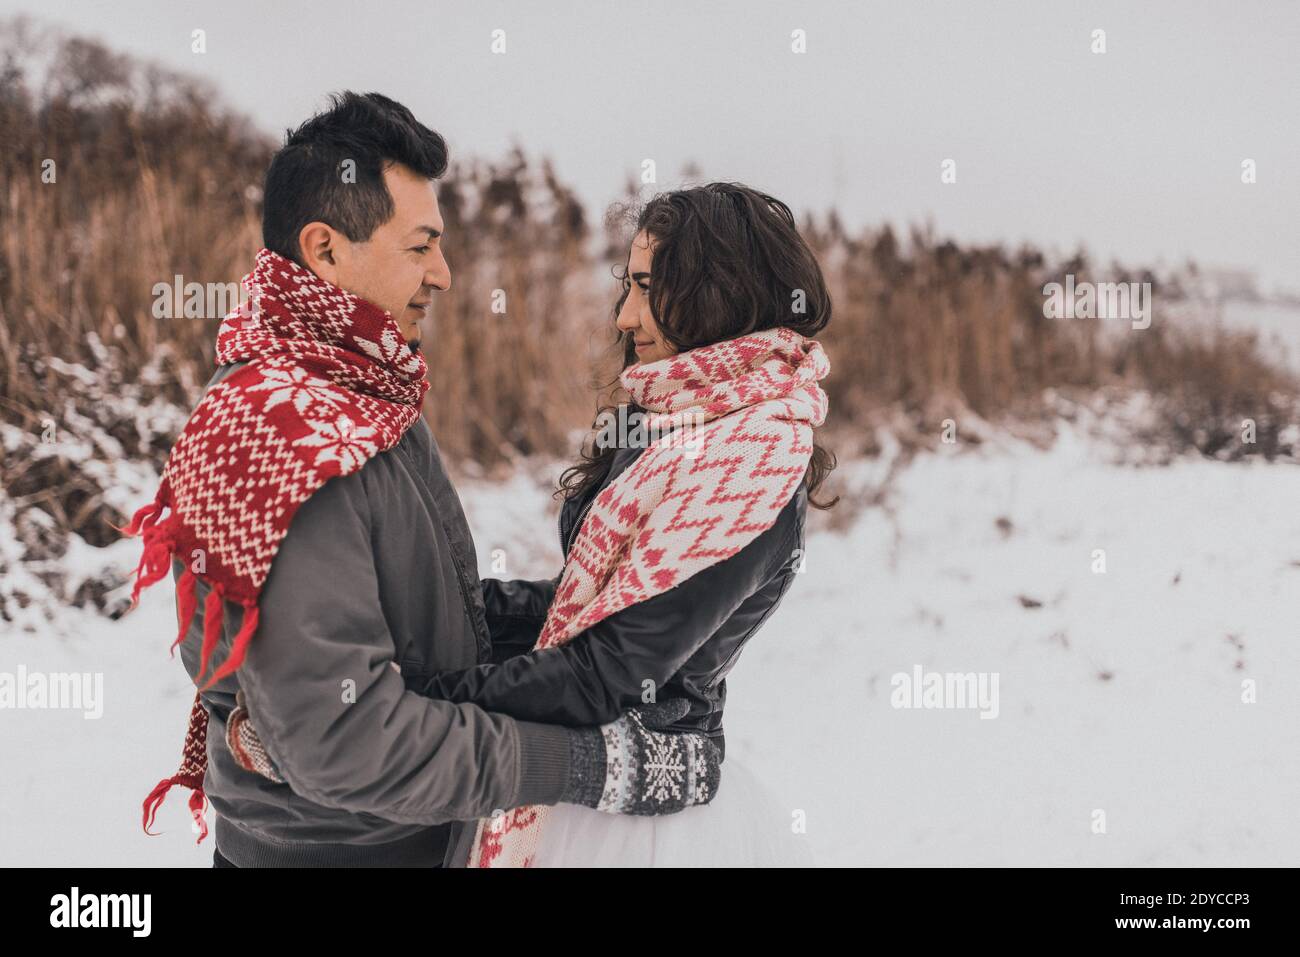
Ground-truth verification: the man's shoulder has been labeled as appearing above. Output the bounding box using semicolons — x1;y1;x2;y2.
204;361;250;394
199;362;438;500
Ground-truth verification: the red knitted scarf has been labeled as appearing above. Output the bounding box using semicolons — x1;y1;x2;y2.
121;248;429;842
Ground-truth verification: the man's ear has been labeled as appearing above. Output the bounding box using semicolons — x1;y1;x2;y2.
297;222;340;283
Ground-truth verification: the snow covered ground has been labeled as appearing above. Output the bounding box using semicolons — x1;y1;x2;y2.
2;419;1298;866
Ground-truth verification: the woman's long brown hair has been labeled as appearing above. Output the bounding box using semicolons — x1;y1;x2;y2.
558;182;837;508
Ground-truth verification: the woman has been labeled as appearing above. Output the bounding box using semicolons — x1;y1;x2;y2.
229;182;835;866
418;182;836;866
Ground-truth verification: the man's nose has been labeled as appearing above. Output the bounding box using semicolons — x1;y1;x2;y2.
426;248;451;292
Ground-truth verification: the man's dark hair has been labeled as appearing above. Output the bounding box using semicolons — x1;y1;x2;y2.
262;91;449;263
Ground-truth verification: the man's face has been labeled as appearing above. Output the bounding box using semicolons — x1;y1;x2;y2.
303;162;451;352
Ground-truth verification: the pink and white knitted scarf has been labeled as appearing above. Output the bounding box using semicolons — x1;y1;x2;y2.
468;325;830;867
122;248;429;841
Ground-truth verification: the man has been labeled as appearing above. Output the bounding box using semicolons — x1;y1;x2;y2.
128;92;720;868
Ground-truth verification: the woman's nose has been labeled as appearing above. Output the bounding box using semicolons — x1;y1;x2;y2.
615;299;638;331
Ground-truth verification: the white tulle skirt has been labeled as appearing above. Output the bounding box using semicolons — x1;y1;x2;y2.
529;755;816;867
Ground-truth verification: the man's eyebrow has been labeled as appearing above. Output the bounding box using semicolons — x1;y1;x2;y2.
410;225;442;240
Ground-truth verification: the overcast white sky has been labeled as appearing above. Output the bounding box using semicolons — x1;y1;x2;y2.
6;0;1298;291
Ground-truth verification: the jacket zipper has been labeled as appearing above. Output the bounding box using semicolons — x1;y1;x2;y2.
704;637;746;693
562;495;596;557
394;435;492;664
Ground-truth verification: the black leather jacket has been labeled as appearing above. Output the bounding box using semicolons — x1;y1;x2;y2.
406;419;808;757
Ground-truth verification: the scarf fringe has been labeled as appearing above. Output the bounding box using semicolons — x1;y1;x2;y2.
132;551;262;837
117;489;180;609
139;594;259;843
142;773;209;844
207;603;260;688
195;587;224;684
171;567;198;656
191;589;260;692
141;694;210;842
116;491;164;537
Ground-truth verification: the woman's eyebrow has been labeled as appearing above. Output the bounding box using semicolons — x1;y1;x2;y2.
631;271;651;282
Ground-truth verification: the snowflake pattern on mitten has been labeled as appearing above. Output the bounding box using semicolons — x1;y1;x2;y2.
596;709;715;815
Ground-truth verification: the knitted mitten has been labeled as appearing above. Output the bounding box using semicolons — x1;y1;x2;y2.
226;689;285;784
561;698;722;816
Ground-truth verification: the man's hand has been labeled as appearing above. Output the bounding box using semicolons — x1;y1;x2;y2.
560;698;722;816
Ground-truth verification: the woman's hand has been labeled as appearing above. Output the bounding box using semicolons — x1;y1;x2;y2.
559;698;723;816
226;689;285;784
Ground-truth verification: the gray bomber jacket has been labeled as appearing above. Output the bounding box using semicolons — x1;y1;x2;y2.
173;363;571;867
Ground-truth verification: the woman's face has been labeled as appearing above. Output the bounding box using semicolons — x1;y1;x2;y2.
616;230;675;364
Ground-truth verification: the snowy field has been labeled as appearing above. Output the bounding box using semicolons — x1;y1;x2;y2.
2;418;1298;867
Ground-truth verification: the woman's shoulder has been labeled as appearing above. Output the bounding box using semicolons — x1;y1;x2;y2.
758;482;807;568
698;483;805;587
